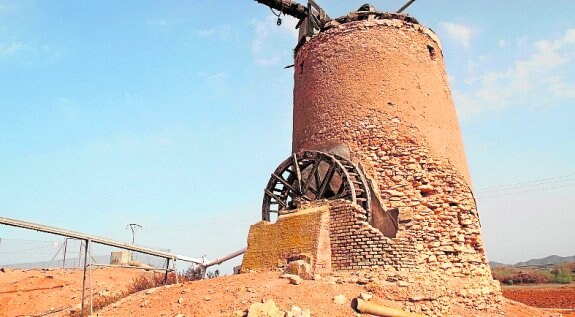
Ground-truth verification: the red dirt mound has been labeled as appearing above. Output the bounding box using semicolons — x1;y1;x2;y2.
95;272;556;317
1;268;572;316
0;267;151;317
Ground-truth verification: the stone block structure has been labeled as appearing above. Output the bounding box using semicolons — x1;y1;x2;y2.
242;205;332;276
242;6;502;316
291;10;493;276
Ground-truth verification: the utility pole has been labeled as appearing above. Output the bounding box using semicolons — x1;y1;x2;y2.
126;223;142;262
126;223;142;245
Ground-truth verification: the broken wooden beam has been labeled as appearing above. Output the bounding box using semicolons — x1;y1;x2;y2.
253;0;308;20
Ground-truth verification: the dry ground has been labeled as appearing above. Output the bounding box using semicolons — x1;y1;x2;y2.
502;284;575;316
0;267;151;317
94;272;562;317
1;268;573;317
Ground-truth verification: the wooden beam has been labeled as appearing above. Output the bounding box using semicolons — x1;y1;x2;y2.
253;0;308;19
317;164;336;198
265;189;288;208
271;172;297;194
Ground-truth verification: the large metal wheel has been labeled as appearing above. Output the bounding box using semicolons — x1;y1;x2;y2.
262;150;371;221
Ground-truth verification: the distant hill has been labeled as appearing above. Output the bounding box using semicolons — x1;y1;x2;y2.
490;255;575;268
515;255;575;267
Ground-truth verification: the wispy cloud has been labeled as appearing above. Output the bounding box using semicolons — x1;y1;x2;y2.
439;21;474;48
0;40;62;62
255;55;281;66
0;41;28;57
197;25;237;40
454;28;575;118
0;3;62;62
250;15;298;67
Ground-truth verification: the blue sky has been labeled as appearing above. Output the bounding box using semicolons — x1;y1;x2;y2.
1;1;574;271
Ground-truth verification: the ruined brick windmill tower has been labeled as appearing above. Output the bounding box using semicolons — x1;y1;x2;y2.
243;2;502;315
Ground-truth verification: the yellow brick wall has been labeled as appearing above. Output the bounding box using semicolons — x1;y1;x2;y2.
241;206;331;273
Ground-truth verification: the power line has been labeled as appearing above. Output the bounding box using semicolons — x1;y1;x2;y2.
475;174;575;193
144;218;256;232
0;238;60;243
0;246;56;254
476;182;575;199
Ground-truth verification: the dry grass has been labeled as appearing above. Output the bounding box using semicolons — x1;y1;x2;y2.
492;264;575;285
492;267;552;285
69;266;221;316
70;272;180;317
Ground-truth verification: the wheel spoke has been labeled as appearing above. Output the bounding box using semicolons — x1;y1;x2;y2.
271;173;297;194
333;188;351;199
292;153;302;194
303;158;321;196
265;189;288;209
317;163;336;198
262;151;371;222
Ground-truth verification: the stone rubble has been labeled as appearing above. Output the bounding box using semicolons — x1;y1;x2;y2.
284;260;313;280
280;274;303;285
333;294;347;305
244;299;313;317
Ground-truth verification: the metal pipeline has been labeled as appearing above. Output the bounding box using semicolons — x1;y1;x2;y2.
352;298;425;317
205;247;247;267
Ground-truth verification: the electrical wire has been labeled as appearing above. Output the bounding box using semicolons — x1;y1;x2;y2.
475;174;575;193
476;182;575;199
0;238;59;243
144;218;255;232
0;246;56;254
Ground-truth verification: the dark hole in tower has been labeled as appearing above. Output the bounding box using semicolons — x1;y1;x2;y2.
427;44;436;60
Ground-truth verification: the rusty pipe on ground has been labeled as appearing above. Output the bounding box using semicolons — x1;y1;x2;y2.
352;298;425;317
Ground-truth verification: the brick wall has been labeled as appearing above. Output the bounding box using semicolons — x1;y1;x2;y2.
328;201;417;270
241;206;331;274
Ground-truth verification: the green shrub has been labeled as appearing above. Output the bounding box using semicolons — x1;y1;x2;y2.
553;272;573;284
551;264;573;284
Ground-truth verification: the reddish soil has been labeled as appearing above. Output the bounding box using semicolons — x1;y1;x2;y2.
96;272;555;317
502;284;575;315
0;267;151;317
1;268;573;316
